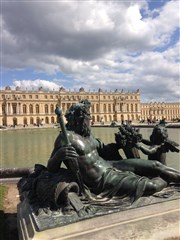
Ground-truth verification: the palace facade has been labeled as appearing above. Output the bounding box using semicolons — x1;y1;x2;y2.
141;102;180;122
0;86;179;126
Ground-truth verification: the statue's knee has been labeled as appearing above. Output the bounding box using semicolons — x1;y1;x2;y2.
145;181;158;194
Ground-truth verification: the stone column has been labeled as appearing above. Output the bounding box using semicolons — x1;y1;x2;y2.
19;103;22;114
27;104;30;114
8;103;12;114
16;103;19;115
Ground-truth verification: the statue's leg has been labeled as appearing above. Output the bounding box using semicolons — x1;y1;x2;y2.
110;159;180;183
110;159;158;175
143;177;168;195
154;162;180;183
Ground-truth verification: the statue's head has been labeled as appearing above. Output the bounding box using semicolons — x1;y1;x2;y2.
150;125;168;144
65;99;91;136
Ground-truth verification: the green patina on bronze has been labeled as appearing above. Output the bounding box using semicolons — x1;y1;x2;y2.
17;100;180;230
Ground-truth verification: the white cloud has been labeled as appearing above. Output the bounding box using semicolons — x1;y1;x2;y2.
126;5;147;34
2;0;180;102
13;79;60;91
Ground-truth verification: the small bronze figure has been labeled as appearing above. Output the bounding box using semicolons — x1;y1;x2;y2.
136;124;179;165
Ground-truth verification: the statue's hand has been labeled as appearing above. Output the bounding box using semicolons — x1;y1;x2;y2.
135;142;142;149
55;146;79;162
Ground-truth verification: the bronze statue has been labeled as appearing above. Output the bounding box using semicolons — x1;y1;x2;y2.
17;99;180;231
47;100;180;202
136;124;179;165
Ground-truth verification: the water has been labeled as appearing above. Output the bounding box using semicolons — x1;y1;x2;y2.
1;127;180;170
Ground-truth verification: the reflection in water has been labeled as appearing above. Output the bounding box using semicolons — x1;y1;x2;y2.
1;127;180;170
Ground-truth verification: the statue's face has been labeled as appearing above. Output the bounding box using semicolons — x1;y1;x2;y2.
151;126;168;143
65;103;92;137
74;114;91;137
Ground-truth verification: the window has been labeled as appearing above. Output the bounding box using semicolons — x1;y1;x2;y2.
45;104;49;114
131;104;133;112
29;104;33;114
50;104;54;113
36;104;39;113
23;104;27;114
2;104;5;114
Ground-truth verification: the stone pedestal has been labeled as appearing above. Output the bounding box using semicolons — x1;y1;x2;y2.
17;199;180;240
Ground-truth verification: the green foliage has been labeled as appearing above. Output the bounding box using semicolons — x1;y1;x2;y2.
0;185;7;240
0;185;7;210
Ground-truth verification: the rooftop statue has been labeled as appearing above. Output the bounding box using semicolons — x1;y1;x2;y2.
18;100;180;231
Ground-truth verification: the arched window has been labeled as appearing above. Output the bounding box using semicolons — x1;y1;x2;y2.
30;117;34;124
135;104;138;112
23;117;27;125
2;117;6;126
45;104;49;114
51;116;55;123
36;104;39;114
2;104;5;114
131;104;133;112
50;104;54;113
108;104;111;112
45;117;49;124
92;115;95;122
29;104;33;114
36;117;40;124
23;104;27;114
13;117;18;126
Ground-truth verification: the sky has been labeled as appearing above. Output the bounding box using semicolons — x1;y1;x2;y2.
1;0;180;102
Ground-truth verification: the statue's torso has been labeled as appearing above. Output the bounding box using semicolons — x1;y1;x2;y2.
67;131;111;185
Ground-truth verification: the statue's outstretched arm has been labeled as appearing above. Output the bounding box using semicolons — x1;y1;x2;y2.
136;143;159;155
141;138;151;146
